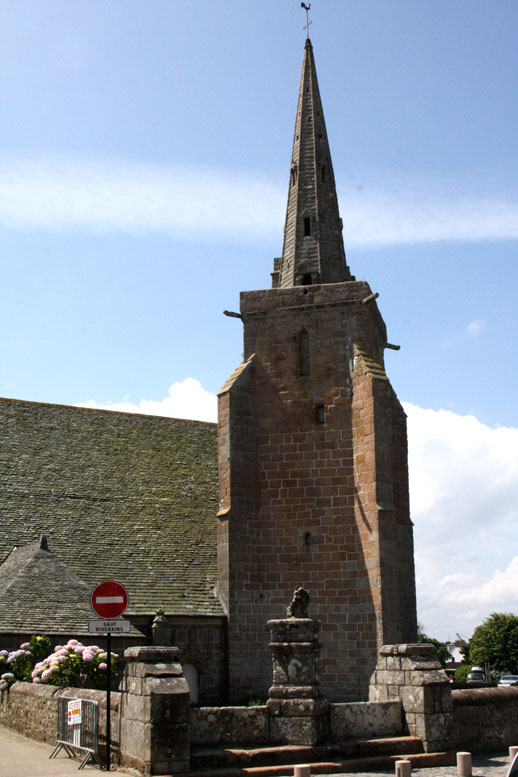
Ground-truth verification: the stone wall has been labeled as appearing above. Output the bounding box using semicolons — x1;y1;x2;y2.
0;647;190;776
329;701;403;741
453;687;518;753
191;706;269;746
0;682;120;752
190;700;405;747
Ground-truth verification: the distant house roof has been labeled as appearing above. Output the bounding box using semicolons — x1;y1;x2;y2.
0;397;221;631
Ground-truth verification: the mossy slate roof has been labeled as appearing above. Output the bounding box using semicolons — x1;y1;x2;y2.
0;397;221;629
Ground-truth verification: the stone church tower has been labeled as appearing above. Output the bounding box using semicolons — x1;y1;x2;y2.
217;38;417;703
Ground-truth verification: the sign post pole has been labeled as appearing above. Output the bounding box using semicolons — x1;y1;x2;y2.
90;581;129;772
106;630;111;772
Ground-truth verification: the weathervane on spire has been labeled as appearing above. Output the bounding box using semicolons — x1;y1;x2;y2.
301;3;312;39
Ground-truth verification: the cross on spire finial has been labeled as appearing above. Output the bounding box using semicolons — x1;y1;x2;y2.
301;3;312;39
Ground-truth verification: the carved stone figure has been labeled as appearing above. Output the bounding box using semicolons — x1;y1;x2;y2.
287;586;310;618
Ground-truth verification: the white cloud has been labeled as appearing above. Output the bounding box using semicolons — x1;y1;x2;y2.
0;155;284;244
404;402;518;641
1;153;518;247
77;378;217;423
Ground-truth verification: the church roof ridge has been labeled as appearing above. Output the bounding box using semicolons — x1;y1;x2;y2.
0;395;217;428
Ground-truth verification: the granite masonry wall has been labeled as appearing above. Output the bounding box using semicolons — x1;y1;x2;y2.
4;671;518;771
453;686;518;753
0;682;120;756
218;281;417;703
0;646;189;776
190;700;404;747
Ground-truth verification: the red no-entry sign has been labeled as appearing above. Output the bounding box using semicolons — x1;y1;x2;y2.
91;581;129;620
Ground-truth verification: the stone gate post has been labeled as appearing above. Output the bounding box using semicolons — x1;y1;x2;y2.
369;644;454;752
120;646;190;775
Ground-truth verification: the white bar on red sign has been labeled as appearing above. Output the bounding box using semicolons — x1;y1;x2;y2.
95;596;124;603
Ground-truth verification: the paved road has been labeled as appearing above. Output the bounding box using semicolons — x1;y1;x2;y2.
0;725;514;777
0;725;128;777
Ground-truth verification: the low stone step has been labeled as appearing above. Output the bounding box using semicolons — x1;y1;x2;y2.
191;736;423;770
181;750;455;777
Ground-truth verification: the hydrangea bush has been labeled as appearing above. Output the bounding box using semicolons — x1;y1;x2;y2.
0;635;51;690
0;636;116;691
32;640;117;690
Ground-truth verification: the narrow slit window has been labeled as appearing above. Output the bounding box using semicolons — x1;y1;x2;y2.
321;164;326;182
304;217;311;236
304;532;311;547
299;330;310;376
316;405;325;425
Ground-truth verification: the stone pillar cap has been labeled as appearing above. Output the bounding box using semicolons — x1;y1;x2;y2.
124;646;180;662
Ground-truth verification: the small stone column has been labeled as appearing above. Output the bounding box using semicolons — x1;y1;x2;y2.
369;644;454;752
267;587;328;745
120;646;190;775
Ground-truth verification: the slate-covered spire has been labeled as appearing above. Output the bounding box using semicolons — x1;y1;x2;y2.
274;38;352;288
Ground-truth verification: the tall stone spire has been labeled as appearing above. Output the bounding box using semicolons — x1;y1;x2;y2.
274;38;352;289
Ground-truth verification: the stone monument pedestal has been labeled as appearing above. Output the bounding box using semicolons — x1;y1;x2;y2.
267;589;328;745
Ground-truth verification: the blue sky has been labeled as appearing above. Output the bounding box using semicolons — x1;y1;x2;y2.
1;1;517;643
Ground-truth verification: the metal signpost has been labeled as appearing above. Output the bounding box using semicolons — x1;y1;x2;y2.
90;580;129;772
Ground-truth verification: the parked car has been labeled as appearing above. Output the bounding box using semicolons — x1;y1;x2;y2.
498;675;518;687
466;669;486;686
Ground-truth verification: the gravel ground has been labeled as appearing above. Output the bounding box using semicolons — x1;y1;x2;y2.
319;753;514;777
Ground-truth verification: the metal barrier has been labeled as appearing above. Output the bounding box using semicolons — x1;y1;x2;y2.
50;696;104;770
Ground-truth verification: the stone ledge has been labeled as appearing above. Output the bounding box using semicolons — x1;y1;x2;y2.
379;644;437;658
453;686;518;707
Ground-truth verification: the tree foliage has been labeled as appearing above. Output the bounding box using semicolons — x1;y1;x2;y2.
470;612;518;673
454;664;472;684
417;625;450;667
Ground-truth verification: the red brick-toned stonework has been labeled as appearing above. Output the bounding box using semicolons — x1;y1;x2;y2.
218;281;417;702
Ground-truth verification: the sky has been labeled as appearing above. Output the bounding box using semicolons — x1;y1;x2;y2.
1;0;517;644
